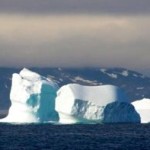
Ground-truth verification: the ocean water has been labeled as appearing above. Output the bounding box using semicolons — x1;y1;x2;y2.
0;123;150;150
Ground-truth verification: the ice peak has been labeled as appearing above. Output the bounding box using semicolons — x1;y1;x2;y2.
20;68;41;81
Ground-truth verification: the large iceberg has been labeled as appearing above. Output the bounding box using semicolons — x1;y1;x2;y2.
56;84;140;124
0;68;59;123
132;98;150;123
0;69;141;124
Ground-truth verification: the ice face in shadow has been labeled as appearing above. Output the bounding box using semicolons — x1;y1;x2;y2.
0;68;59;123
56;84;140;124
132;98;150;123
103;102;140;123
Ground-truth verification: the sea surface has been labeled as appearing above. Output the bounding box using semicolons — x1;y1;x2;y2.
0;123;150;150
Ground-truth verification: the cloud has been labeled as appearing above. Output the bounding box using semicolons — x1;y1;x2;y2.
0;0;150;14
0;14;150;76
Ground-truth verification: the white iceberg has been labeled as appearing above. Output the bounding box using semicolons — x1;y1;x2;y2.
0;68;59;123
132;98;150;123
56;84;140;124
0;68;141;124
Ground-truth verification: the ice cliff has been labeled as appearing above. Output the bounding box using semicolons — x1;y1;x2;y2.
56;84;140;124
0;68;59;123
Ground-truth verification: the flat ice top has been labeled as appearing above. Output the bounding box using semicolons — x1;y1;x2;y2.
132;98;150;109
58;84;127;106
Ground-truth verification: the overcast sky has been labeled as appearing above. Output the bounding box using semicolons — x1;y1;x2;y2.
0;0;150;76
0;0;150;14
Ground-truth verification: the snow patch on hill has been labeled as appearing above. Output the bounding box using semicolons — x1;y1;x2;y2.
71;76;98;85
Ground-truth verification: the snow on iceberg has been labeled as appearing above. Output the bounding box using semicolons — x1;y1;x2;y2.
56;84;140;124
132;98;150;123
0;68;59;123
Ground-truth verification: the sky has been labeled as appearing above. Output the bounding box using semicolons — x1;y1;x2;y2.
0;0;150;76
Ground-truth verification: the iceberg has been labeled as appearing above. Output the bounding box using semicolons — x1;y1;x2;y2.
132;98;150;123
56;84;140;124
0;68;59;123
0;68;141;124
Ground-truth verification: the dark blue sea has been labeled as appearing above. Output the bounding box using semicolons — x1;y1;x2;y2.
0;123;150;150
